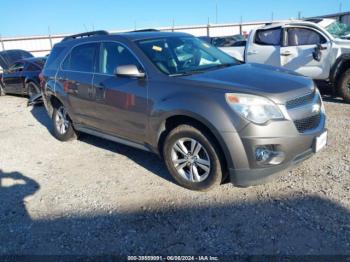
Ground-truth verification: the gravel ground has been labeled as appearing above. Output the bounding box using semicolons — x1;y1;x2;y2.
0;92;349;256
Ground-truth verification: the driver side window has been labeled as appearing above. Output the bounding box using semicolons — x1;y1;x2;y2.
98;42;142;75
9;62;24;73
287;28;327;46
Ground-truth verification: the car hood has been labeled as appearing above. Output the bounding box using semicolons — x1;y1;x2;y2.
181;63;315;104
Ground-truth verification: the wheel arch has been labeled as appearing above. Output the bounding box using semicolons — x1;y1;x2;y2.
156;112;234;175
330;54;350;85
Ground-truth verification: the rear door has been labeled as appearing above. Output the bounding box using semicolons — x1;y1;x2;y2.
245;27;282;66
93;41;148;142
280;26;332;79
59;42;100;128
2;62;25;94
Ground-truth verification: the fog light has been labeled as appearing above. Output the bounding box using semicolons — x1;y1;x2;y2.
256;146;273;162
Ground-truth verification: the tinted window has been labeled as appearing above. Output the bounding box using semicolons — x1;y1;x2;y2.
288;28;327;46
45;46;65;70
255;28;281;45
212;35;245;47
62;43;97;72
98;42;141;74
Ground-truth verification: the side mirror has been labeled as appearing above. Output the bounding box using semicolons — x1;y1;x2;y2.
313;44;322;62
115;64;145;79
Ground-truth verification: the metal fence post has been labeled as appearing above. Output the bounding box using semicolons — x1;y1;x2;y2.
0;36;4;51
49;34;53;49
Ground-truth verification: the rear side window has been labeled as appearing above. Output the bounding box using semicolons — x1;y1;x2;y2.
287;28;327;46
62;43;98;72
98;42;141;75
45;46;65;70
255;28;282;46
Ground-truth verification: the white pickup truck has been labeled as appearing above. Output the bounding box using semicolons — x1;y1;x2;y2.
224;19;350;102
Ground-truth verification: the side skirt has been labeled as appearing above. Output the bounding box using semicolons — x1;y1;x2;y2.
74;124;153;153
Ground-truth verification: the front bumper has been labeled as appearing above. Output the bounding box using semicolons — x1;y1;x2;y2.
222;113;326;187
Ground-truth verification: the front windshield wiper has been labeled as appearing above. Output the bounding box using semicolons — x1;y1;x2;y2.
169;70;206;77
206;63;237;70
169;63;237;77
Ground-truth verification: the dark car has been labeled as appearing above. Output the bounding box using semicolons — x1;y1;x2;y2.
41;30;327;191
0;49;33;71
0;57;46;98
199;34;247;47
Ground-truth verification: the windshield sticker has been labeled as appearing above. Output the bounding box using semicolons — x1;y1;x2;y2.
152;45;163;52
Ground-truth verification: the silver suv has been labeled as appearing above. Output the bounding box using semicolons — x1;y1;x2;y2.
42;30;327;191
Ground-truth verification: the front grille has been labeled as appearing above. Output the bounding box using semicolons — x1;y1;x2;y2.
286;92;315;110
294;114;321;133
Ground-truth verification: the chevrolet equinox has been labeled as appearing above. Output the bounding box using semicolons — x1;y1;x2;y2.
41;30;327;191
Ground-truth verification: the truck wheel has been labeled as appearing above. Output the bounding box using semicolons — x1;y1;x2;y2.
338;68;350;103
163;124;223;191
52;104;77;141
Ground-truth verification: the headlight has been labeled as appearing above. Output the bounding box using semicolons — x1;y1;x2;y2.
225;93;284;124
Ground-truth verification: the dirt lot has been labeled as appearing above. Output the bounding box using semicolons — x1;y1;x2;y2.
0;92;349;256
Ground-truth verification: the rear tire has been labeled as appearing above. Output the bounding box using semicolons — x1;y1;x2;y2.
26;82;40;98
52;104;77;141
163;124;223;191
337;68;350;103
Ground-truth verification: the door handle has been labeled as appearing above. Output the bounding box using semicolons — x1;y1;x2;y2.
281;51;292;56
247;50;258;55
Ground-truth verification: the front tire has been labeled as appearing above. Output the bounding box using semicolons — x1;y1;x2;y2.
0;83;5;96
52;105;77;141
163;124;223;191
337;68;350;103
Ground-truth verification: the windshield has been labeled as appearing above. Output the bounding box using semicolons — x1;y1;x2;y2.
137;36;238;76
325;21;350;39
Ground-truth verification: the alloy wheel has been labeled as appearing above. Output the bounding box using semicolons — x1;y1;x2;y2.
55;106;69;135
171;138;211;182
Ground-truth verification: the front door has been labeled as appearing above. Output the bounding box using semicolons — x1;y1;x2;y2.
2;62;25;94
280;27;332;79
93;41;148;143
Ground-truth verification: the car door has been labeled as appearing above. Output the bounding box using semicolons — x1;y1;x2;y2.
245;27;282;66
280;27;332;79
2;62;25;94
93;41;148;143
59;42;100;128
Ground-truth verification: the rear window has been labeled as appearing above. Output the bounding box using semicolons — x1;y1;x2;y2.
45;46;65;70
255;28;282;46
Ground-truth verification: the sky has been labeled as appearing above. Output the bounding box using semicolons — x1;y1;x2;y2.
0;0;349;37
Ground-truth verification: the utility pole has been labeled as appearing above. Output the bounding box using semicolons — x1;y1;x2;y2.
271;12;274;21
298;11;302;20
339;2;343;12
172;18;175;32
215;3;218;24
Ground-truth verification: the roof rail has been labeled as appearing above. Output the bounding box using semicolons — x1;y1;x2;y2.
62;30;109;42
129;29;159;33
